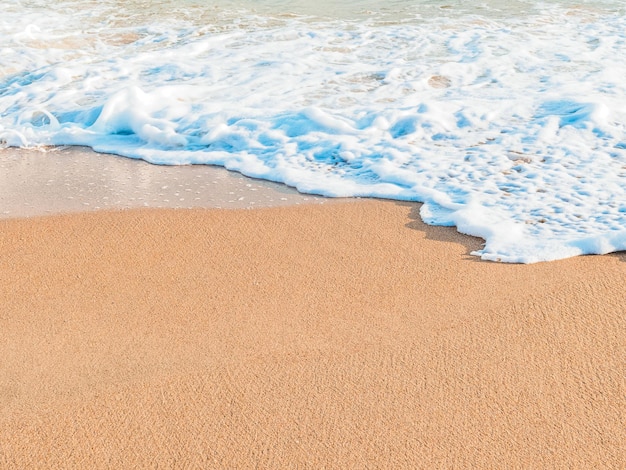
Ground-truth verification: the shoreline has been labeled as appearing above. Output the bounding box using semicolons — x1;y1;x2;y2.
1;200;624;467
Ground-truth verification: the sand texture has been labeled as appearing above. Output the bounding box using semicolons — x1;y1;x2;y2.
1;200;625;468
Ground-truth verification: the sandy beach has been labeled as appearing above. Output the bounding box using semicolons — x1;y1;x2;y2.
3;0;626;465
1;192;625;467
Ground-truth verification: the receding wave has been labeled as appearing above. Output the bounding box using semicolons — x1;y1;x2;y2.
2;0;626;262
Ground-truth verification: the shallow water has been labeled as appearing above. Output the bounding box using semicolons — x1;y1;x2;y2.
1;0;626;262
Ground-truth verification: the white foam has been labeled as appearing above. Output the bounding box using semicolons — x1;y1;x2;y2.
2;0;626;262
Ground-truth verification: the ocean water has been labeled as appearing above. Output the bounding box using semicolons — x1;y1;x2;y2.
1;0;626;262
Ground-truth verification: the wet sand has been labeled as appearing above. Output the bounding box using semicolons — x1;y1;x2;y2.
0;146;329;218
1;191;625;467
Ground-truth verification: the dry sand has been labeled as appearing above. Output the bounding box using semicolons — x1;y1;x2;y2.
1;199;624;468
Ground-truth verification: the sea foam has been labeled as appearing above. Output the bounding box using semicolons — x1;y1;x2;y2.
2;0;626;262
